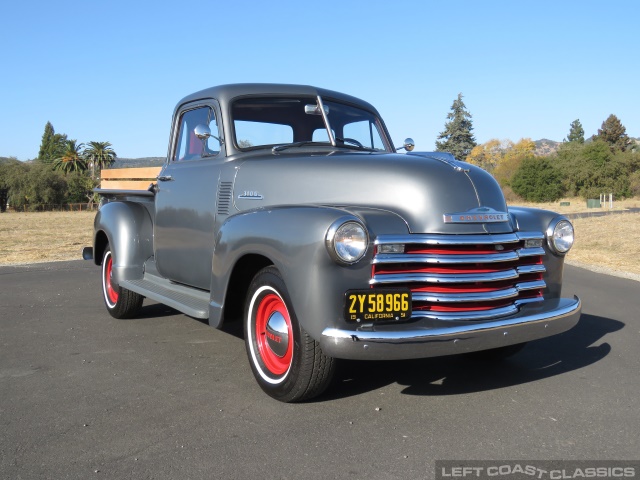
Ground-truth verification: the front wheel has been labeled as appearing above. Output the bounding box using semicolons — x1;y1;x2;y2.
101;244;143;319
244;266;335;402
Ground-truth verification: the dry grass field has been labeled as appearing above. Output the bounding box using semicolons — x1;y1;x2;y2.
0;211;95;265
512;197;640;279
1;199;639;280
513;196;640;214
565;212;640;278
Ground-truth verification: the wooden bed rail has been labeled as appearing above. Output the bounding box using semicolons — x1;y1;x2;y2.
100;167;163;190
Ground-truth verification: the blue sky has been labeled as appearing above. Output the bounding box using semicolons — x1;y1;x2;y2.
1;0;638;160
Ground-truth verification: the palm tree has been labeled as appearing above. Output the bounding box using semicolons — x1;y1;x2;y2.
84;141;116;179
53;140;87;174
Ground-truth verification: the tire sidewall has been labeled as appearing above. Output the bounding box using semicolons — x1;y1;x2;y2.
244;268;303;399
101;248;119;311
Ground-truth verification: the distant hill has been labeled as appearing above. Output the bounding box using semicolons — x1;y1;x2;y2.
0;156;21;165
534;139;561;156
110;157;165;168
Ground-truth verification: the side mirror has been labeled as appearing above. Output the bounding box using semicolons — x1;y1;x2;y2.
397;138;415;152
194;124;212;140
194;124;223;145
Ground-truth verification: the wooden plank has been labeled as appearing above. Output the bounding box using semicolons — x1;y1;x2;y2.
101;167;162;179
100;180;156;190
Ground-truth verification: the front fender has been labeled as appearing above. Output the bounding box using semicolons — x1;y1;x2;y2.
93;201;154;285
210;206;409;340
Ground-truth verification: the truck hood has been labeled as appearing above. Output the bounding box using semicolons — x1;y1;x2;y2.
232;150;513;234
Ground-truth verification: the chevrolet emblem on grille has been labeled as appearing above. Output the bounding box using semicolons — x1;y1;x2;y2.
443;207;510;224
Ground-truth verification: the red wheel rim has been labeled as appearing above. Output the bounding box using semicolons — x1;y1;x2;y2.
255;293;293;376
105;253;119;304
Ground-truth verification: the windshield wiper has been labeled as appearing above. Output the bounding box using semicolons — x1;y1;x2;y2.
334;138;376;151
272;141;321;153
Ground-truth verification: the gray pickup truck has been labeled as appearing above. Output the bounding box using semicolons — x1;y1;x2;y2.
86;83;581;402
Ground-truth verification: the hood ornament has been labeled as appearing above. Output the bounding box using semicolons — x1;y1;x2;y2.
444;207;509;224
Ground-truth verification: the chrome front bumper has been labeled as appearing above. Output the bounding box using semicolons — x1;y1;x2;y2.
320;296;581;361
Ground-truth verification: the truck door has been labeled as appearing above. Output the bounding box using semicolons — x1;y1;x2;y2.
154;101;224;290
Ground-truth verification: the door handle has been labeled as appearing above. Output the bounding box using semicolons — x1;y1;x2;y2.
157;175;173;182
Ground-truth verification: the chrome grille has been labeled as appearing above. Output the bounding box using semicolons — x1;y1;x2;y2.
372;233;546;321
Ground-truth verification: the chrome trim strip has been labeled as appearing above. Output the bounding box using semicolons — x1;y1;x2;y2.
410;281;544;305
515;297;545;306
373;251;519;265
516;231;545;241
515;280;546;291
412;287;519;304
375;233;521;246
411;304;520;321
371;269;519;285
517;265;546;275
374;231;546;246
517;247;546;258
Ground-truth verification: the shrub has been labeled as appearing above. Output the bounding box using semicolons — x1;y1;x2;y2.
511;157;565;202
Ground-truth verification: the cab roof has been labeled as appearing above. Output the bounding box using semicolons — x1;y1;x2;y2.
175;83;379;114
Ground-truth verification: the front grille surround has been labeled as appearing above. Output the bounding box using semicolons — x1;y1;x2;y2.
372;233;546;321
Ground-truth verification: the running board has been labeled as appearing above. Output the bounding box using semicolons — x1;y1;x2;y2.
120;274;210;319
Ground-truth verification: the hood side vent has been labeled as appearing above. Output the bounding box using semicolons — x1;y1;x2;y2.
217;181;233;215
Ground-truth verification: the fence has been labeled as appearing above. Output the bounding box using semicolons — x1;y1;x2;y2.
4;203;98;213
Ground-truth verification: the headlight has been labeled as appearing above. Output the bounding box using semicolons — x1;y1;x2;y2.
326;219;368;265
547;218;574;255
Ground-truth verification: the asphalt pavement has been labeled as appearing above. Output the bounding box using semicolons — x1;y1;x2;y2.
1;260;638;479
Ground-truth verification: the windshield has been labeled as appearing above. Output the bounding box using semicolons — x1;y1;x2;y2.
232;96;391;152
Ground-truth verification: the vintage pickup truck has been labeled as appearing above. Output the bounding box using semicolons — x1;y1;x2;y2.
85;83;581;402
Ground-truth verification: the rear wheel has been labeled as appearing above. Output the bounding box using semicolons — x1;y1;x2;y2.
244;266;335;402
101;244;143;319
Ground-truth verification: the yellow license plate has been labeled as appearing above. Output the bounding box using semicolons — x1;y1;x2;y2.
344;289;412;322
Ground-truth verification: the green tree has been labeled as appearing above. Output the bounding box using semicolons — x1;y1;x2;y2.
53;140;87;174
565;119;584;143
67;171;98;203
511;157;564;202
25;164;68;208
435;93;477;160
555;140;632;199
0;162;68;209
596;114;631;152
84;141;116;179
37;122;68;164
0;161;30;208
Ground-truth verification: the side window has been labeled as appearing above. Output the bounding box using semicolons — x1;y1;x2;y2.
174;106;220;161
343;120;386;150
312;128;333;142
